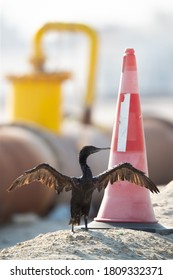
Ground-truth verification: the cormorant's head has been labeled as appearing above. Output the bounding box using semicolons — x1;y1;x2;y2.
79;145;110;159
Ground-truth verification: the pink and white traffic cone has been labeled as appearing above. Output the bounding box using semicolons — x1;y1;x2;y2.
94;48;157;224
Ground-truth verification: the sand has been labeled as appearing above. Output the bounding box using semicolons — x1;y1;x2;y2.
0;182;173;260
1;228;173;260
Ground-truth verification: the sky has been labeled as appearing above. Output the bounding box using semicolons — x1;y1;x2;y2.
1;0;173;38
1;0;173;99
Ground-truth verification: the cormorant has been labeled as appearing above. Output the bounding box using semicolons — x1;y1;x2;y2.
8;145;159;232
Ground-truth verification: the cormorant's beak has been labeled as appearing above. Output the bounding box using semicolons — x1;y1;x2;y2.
94;147;110;153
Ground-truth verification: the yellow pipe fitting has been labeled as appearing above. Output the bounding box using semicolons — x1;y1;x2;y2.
7;23;98;133
30;22;98;121
7;72;71;133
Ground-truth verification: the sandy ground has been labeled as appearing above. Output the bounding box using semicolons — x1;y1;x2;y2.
0;182;173;260
1;228;173;260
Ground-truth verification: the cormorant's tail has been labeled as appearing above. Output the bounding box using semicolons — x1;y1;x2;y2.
69;216;81;226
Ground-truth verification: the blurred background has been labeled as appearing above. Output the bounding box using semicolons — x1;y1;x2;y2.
1;0;173;122
0;0;173;248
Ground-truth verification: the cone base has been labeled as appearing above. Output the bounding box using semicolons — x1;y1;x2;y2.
86;221;173;234
94;217;157;223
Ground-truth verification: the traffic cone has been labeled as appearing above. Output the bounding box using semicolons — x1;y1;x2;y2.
89;48;160;231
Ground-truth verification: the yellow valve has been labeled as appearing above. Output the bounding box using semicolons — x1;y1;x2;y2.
30;22;98;123
7;23;98;133
7;72;70;133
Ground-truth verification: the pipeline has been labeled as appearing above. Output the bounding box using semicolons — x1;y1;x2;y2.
0;123;79;223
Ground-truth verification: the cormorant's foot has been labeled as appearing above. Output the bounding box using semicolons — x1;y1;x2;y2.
80;226;89;231
71;224;75;234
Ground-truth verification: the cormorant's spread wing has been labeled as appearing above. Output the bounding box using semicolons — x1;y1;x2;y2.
93;162;159;194
8;163;75;194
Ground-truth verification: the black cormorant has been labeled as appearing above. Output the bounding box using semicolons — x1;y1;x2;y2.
8;145;159;232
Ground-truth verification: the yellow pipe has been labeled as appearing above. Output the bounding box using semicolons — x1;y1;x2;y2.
30;22;98;118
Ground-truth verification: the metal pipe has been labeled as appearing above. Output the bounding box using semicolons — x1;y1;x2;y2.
30;22;99;123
